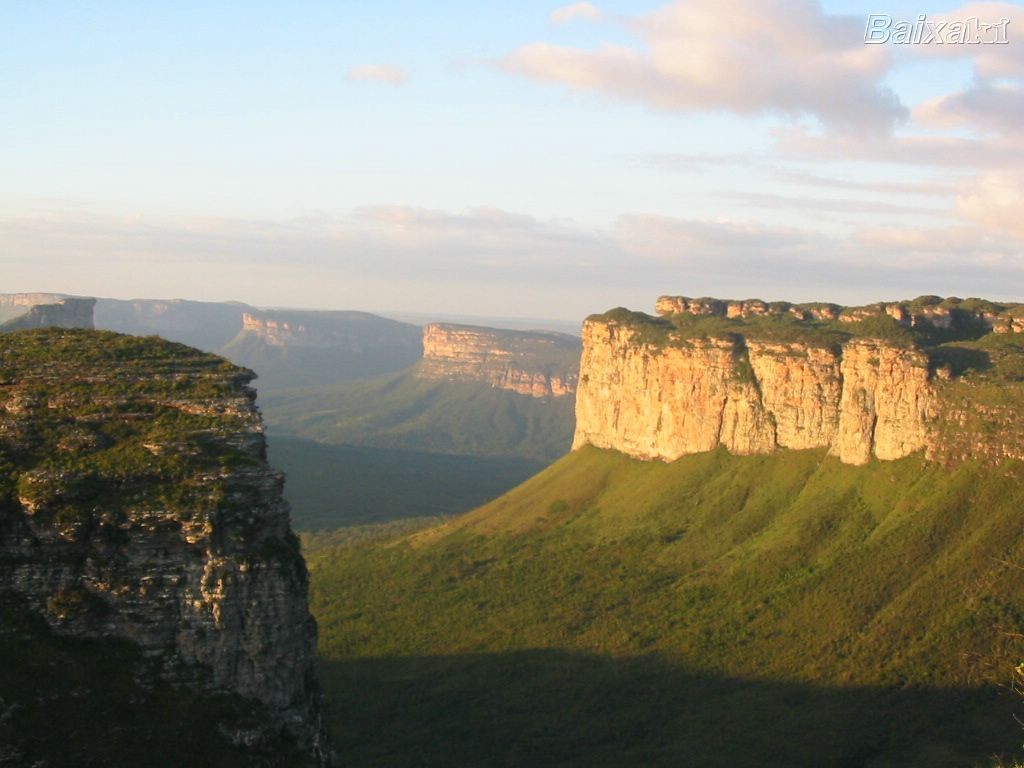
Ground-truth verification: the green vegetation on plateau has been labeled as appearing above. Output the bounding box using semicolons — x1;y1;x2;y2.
308;446;1024;767
598;295;1009;351
0;329;257;526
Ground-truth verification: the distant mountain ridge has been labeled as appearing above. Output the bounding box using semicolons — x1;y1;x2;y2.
0;296;95;332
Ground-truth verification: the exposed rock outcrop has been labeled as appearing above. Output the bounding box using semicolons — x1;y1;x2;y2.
572;299;995;466
417;323;580;398
0;329;329;765
656;293;1024;332
0;297;95;331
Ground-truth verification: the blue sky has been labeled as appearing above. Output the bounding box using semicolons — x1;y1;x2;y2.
2;0;1022;320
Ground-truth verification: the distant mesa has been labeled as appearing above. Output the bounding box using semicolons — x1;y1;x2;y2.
575;294;1024;467
0;293;96;332
418;322;580;398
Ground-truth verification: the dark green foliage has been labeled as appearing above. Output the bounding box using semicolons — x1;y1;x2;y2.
308;447;1024;767
0;592;306;768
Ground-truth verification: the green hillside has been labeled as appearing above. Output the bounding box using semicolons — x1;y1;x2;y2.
262;368;576;463
308;447;1024;767
268;436;546;531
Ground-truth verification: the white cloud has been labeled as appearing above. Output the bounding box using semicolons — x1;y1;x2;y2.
548;2;602;25
5;203;1024;315
957;171;1024;239
500;0;906;135
551;2;603;25
915;83;1024;137
346;64;409;86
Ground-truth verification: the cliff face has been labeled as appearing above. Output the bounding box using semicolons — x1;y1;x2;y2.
0;330;328;764
0;297;95;331
572;302;968;466
418;323;580;398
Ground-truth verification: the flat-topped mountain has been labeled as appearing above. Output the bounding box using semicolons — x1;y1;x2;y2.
574;295;1024;465
94;298;250;351
418;323;580;398
0;293;69;323
220;309;422;390
0;295;96;331
0;329;328;765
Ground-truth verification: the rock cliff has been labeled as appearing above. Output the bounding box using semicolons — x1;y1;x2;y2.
0;296;96;331
418;323;580;398
574;297;1023;466
0;329;328;765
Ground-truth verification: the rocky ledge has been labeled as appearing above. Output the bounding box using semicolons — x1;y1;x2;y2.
0;329;329;765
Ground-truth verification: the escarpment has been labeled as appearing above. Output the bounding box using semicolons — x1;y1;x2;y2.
417;323;580;398
0;329;329;765
574;297;1024;466
0;296;96;331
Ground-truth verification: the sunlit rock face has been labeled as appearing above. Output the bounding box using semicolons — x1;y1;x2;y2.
572;297;1016;467
418;323;580;398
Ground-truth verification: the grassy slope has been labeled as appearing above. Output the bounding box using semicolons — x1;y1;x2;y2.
308;447;1024;767
262;369;575;530
262;368;576;463
269;435;546;531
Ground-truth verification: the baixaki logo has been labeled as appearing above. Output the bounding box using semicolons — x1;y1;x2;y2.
865;14;1010;44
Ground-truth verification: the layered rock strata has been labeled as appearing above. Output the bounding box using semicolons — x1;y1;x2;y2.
573;319;935;465
417;323;580;398
0;329;328;764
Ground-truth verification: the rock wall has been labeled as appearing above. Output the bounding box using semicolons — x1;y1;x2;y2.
0;297;95;331
572;316;936;465
0;330;328;764
418;323;580;398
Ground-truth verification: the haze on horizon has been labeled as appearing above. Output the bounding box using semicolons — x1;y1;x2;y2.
3;0;1023;321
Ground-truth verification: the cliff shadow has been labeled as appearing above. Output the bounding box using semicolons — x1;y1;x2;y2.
928;346;994;377
319;650;1023;768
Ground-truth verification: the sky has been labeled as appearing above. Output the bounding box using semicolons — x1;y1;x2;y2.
2;0;1023;321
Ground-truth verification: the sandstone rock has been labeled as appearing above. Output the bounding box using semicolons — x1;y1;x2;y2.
573;313;936;466
418;323;580;398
